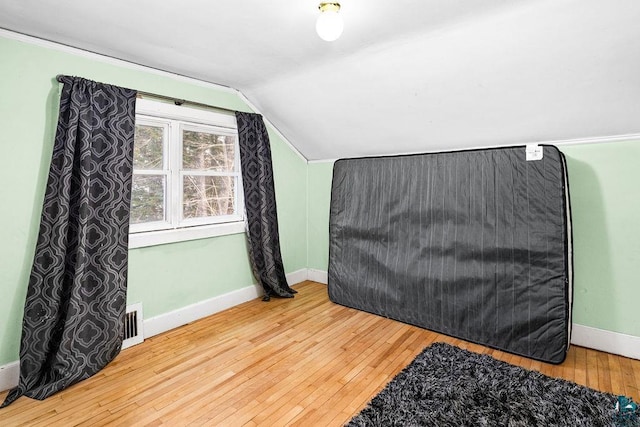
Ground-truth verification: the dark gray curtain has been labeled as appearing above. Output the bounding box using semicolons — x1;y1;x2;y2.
1;76;137;407
235;112;296;301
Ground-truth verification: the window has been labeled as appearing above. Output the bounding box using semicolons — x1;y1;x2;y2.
129;98;244;248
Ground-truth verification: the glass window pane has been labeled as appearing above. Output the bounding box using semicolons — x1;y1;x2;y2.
130;175;165;224
183;130;235;172
134;124;164;169
183;175;235;219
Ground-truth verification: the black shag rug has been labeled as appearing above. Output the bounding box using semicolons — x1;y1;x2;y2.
348;342;639;427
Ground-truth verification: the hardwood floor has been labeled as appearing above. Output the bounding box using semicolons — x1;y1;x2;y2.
1;281;638;426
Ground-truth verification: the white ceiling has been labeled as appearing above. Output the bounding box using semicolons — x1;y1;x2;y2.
1;0;639;160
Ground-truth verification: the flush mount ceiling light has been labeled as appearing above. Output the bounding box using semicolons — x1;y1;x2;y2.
316;2;344;42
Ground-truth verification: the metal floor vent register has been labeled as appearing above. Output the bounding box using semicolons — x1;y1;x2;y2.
122;303;144;349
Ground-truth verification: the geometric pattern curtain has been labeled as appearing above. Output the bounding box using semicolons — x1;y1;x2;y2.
1;76;137;407
235;112;296;301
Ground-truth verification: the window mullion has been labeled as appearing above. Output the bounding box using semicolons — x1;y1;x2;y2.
181;171;237;177
170;120;182;229
235;134;244;220
131;100;244;246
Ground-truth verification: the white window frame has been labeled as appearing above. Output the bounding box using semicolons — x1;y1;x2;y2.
129;98;245;249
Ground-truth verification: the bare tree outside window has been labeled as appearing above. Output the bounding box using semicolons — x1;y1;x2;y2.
129;100;243;246
130;115;240;234
182;130;236;219
131;124;165;224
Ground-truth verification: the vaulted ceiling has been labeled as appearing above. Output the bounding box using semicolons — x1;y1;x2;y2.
1;0;639;160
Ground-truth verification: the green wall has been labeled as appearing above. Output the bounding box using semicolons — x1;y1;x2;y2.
0;35;307;365
306;145;640;339
561;141;640;337
307;162;334;271
2;32;639;368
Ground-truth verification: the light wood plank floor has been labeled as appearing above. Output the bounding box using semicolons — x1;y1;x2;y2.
1;281;638;426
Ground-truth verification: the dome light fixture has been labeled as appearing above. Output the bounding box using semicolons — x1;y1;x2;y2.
316;2;344;42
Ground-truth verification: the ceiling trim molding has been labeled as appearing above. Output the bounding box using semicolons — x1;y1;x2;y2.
308;159;337;164
0;28;237;93
0;27;308;163
307;133;640;163
546;133;640;146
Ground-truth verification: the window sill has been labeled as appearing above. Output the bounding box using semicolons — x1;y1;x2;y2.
128;221;245;249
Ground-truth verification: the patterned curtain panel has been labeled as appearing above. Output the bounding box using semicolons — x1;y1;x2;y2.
1;76;136;407
235;112;296;301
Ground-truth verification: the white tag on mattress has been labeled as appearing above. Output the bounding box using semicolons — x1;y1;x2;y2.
526;144;543;161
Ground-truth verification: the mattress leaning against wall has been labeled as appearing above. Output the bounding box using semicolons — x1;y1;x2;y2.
328;145;573;364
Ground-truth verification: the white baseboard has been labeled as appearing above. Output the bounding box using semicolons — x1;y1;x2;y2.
0;361;19;393
571;324;640;360
143;282;262;338
308;269;640;359
270;267;640;361
0;268;308;392
3;270;638;392
144;268;308;338
286;269;309;287
307;268;328;284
